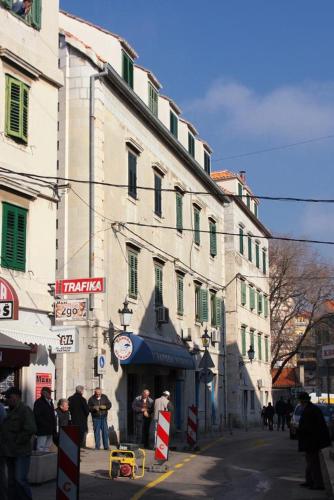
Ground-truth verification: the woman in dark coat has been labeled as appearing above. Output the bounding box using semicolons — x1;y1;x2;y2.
68;385;89;447
298;392;331;490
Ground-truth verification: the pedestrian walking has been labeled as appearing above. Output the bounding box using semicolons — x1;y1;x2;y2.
0;399;7;500
68;385;89;448
132;389;154;448
54;399;71;445
0;387;36;500
88;387;112;450
261;406;268;428
265;402;275;431
298;391;330;491
153;391;172;444
33;386;56;452
275;397;287;431
285;399;294;429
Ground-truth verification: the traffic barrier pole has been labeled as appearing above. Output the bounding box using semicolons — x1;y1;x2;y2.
186;405;198;448
155;410;171;463
56;425;80;500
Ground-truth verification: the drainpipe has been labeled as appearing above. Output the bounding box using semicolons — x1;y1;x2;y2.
89;68;108;312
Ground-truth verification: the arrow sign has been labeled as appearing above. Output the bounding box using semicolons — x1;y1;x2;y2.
199;349;215;369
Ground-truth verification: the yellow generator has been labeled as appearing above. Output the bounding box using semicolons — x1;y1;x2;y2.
109;444;146;480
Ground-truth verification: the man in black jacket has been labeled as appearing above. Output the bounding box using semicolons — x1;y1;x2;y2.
68;386;89;448
33;386;56;452
88;387;112;450
298;392;331;490
275;397;287;431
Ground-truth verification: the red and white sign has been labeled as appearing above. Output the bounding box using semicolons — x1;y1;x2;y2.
113;335;133;361
0;278;19;320
187;405;198;447
57;425;80;500
55;278;106;295
35;373;52;400
155;411;171;462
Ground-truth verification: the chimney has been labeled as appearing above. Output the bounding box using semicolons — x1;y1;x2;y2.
239;170;246;183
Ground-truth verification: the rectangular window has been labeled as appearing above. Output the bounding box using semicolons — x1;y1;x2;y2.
249;286;255;310
210;292;217;326
250;390;255;410
128;151;137;199
5;75;29;143
239;226;244;255
255;242;260;268
154;173;162;217
122;51;134;88
265;336;269;363
1;202;27;271
128;250;138;299
264;295;269;318
204;151;211;174
4;0;42;29
258;334;262;361
176;191;183;233
254;203;258;218
176;274;184;316
262;249;267;274
248;234;252;262
257;292;263;315
188;133;195;158
170;111;178;138
241;281;247;306
154;264;163;307
241;325;247;356
195;285;208;323
238;183;243;197
246;194;251;209
250;329;255;351
148;83;158;116
195;285;201;322
193;206;200;245
209;220;217;257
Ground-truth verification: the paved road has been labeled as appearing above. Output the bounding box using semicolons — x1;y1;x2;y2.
31;429;330;500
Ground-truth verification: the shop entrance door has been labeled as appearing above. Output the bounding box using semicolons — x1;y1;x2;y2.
127;374;139;439
154;375;163;400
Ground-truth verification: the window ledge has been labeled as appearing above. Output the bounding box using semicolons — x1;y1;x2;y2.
127;297;138;305
176;314;184;320
176;231;183;238
194;244;201;251
153;213;163;223
127;195;139;205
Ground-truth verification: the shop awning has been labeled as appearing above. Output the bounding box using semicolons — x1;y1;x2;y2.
0;324;59;348
0;333;31;367
119;335;195;370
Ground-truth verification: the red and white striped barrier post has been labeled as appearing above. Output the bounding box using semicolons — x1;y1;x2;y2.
187;405;198;448
56;425;80;500
155;410;171;463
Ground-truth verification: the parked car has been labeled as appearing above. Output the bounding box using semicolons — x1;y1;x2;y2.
289;403;334;440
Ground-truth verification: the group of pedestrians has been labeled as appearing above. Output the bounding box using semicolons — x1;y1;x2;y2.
261;397;293;431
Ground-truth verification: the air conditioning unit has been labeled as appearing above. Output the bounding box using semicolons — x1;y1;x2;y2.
211;329;220;345
156;306;169;324
257;379;263;389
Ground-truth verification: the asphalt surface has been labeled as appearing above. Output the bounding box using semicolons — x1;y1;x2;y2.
31;428;331;499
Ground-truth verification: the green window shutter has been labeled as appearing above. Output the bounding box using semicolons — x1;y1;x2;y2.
241;281;246;306
209;221;217;257
176;192;183;232
154;174;162;217
239;226;244;254
255;242;260;268
128;151;137;198
170;111;178;138
265;337;269;363
2;0;12;8
258;292;263;315
204;151;211;174
246;194;251;209
258;335;262;361
188;133;195;157
177;274;184;315
249;286;255;310
262;250;267;274
194;207;200;245
128;251;138;299
200;288;208;322
155;265;163;307
241;326;246;356
6;76;28;142
2;203;27;271
22;84;29;142
122;52;133;88
264;296;269;318
254;203;258;218
250;330;254;348
238;183;243;197
31;0;41;29
248;235;252;261
210;292;216;326
148;83;158;116
215;298;222;327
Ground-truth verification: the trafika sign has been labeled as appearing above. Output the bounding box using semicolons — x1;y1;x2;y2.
55;278;106;295
0;278;19;320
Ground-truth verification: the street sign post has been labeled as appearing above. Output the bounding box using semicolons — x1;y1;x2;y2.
97;354;106;375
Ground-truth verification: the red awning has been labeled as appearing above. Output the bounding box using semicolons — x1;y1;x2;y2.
0;332;31;368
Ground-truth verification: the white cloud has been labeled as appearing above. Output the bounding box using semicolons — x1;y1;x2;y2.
186;79;334;140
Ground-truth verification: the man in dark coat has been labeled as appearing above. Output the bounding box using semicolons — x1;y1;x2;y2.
298;392;331;490
33;386;56;452
132;389;154;448
275;397;287;431
88;387;112;450
265;402;275;430
68;385;89;448
54;399;71;446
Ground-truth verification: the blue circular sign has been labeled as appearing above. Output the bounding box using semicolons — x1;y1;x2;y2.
99;355;105;368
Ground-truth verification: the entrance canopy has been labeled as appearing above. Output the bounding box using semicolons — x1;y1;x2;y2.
119;335;195;370
0;333;31;368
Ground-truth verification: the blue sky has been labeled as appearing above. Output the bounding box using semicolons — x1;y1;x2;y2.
60;0;334;260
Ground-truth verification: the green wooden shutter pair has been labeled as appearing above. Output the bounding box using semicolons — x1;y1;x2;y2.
241;326;246;356
122;51;133;88
128;251;138;299
194;207;200;245
176;192;183;232
258;334;262;360
200;289;208;322
5;75;29;143
241;281;247;306
155;265;163;306
1;202;27;271
239;226;244;254
188;133;195;157
154;174;162;216
249;286;255;310
255;242;260;268
176;274;184;315
209;221;217;257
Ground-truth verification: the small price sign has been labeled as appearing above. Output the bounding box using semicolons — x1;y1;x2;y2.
55;299;87;322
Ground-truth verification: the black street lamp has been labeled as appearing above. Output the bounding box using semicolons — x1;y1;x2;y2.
247;345;255;363
118;299;133;332
201;327;210;350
